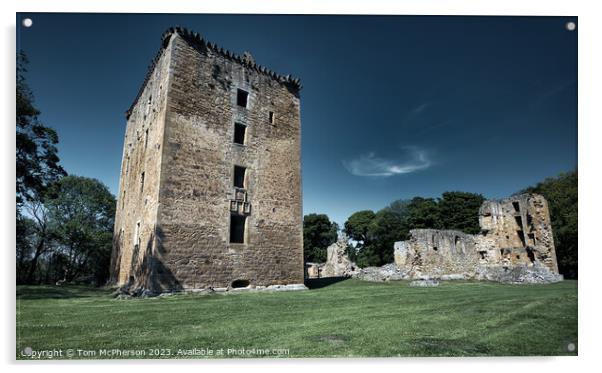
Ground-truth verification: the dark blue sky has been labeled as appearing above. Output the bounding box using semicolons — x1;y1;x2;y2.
17;13;577;225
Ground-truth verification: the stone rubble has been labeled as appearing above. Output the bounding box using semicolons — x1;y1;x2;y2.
112;283;308;298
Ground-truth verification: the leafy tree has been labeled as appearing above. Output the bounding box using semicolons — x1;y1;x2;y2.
344;210;375;265
45;176;116;285
16;50;65;206
364;209;407;266
20;199;57;283
385;199;411;219
521;170;578;279
344;210;375;244
438;191;485;234
16;214;36;284
303;214;338;263
406;197;442;230
344;209;407;267
16;51;66;283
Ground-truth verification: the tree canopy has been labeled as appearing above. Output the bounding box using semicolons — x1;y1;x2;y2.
303;214;338;263
46;176;116;285
16;50;65;206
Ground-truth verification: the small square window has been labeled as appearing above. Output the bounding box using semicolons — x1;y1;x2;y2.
230;214;246;243
234;123;246;145
237;89;248;108
234;166;246;188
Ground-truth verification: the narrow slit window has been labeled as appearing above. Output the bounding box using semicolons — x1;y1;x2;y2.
268;111;275;124
134;221;141;248
237;89;248;108
144;128;149;148
230;214;246;243
234;123;246;145
233;166;246;188
140;172;145;193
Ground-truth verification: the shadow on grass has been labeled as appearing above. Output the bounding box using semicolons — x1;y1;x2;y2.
305;276;350;289
16;285;108;300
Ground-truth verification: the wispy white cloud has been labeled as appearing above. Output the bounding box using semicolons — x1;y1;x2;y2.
412;102;429;114
343;146;432;177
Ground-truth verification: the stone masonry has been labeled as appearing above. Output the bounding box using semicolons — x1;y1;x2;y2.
109;27;304;293
393;193;561;281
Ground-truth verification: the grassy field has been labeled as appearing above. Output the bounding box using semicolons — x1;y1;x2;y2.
16;279;577;359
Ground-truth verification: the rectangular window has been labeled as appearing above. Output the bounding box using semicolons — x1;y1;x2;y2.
236;89;248;108
268;111;275;124
140;172;145;193
233;166;246;188
230;214;246;243
234;122;246;145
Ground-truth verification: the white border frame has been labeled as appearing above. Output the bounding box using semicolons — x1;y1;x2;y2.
3;1;600;373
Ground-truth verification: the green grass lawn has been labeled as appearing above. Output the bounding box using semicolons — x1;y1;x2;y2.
16;279;577;359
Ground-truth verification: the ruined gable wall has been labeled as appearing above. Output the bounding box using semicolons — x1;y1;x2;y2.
479;194;558;272
110;38;174;287
152;34;303;290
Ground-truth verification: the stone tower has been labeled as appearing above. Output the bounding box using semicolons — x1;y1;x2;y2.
110;27;304;292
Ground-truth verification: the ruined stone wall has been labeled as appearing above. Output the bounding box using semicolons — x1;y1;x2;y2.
110;36;174;287
152;32;303;291
320;236;358;277
393;193;559;278
400;229;481;277
479;194;558;272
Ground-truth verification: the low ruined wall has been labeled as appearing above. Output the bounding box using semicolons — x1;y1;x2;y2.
395;229;481;277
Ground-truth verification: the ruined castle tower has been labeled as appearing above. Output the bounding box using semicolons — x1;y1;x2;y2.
110;27;304;292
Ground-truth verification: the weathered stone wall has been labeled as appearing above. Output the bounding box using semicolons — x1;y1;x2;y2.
400;229;481;278
111;28;304;292
110;35;174;288
479;194;558;272
320;236;359;277
393;193;560;279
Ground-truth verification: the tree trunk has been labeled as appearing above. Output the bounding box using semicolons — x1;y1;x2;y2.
26;238;45;284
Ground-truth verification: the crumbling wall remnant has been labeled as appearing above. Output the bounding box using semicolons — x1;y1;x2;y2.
321;236;359;278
